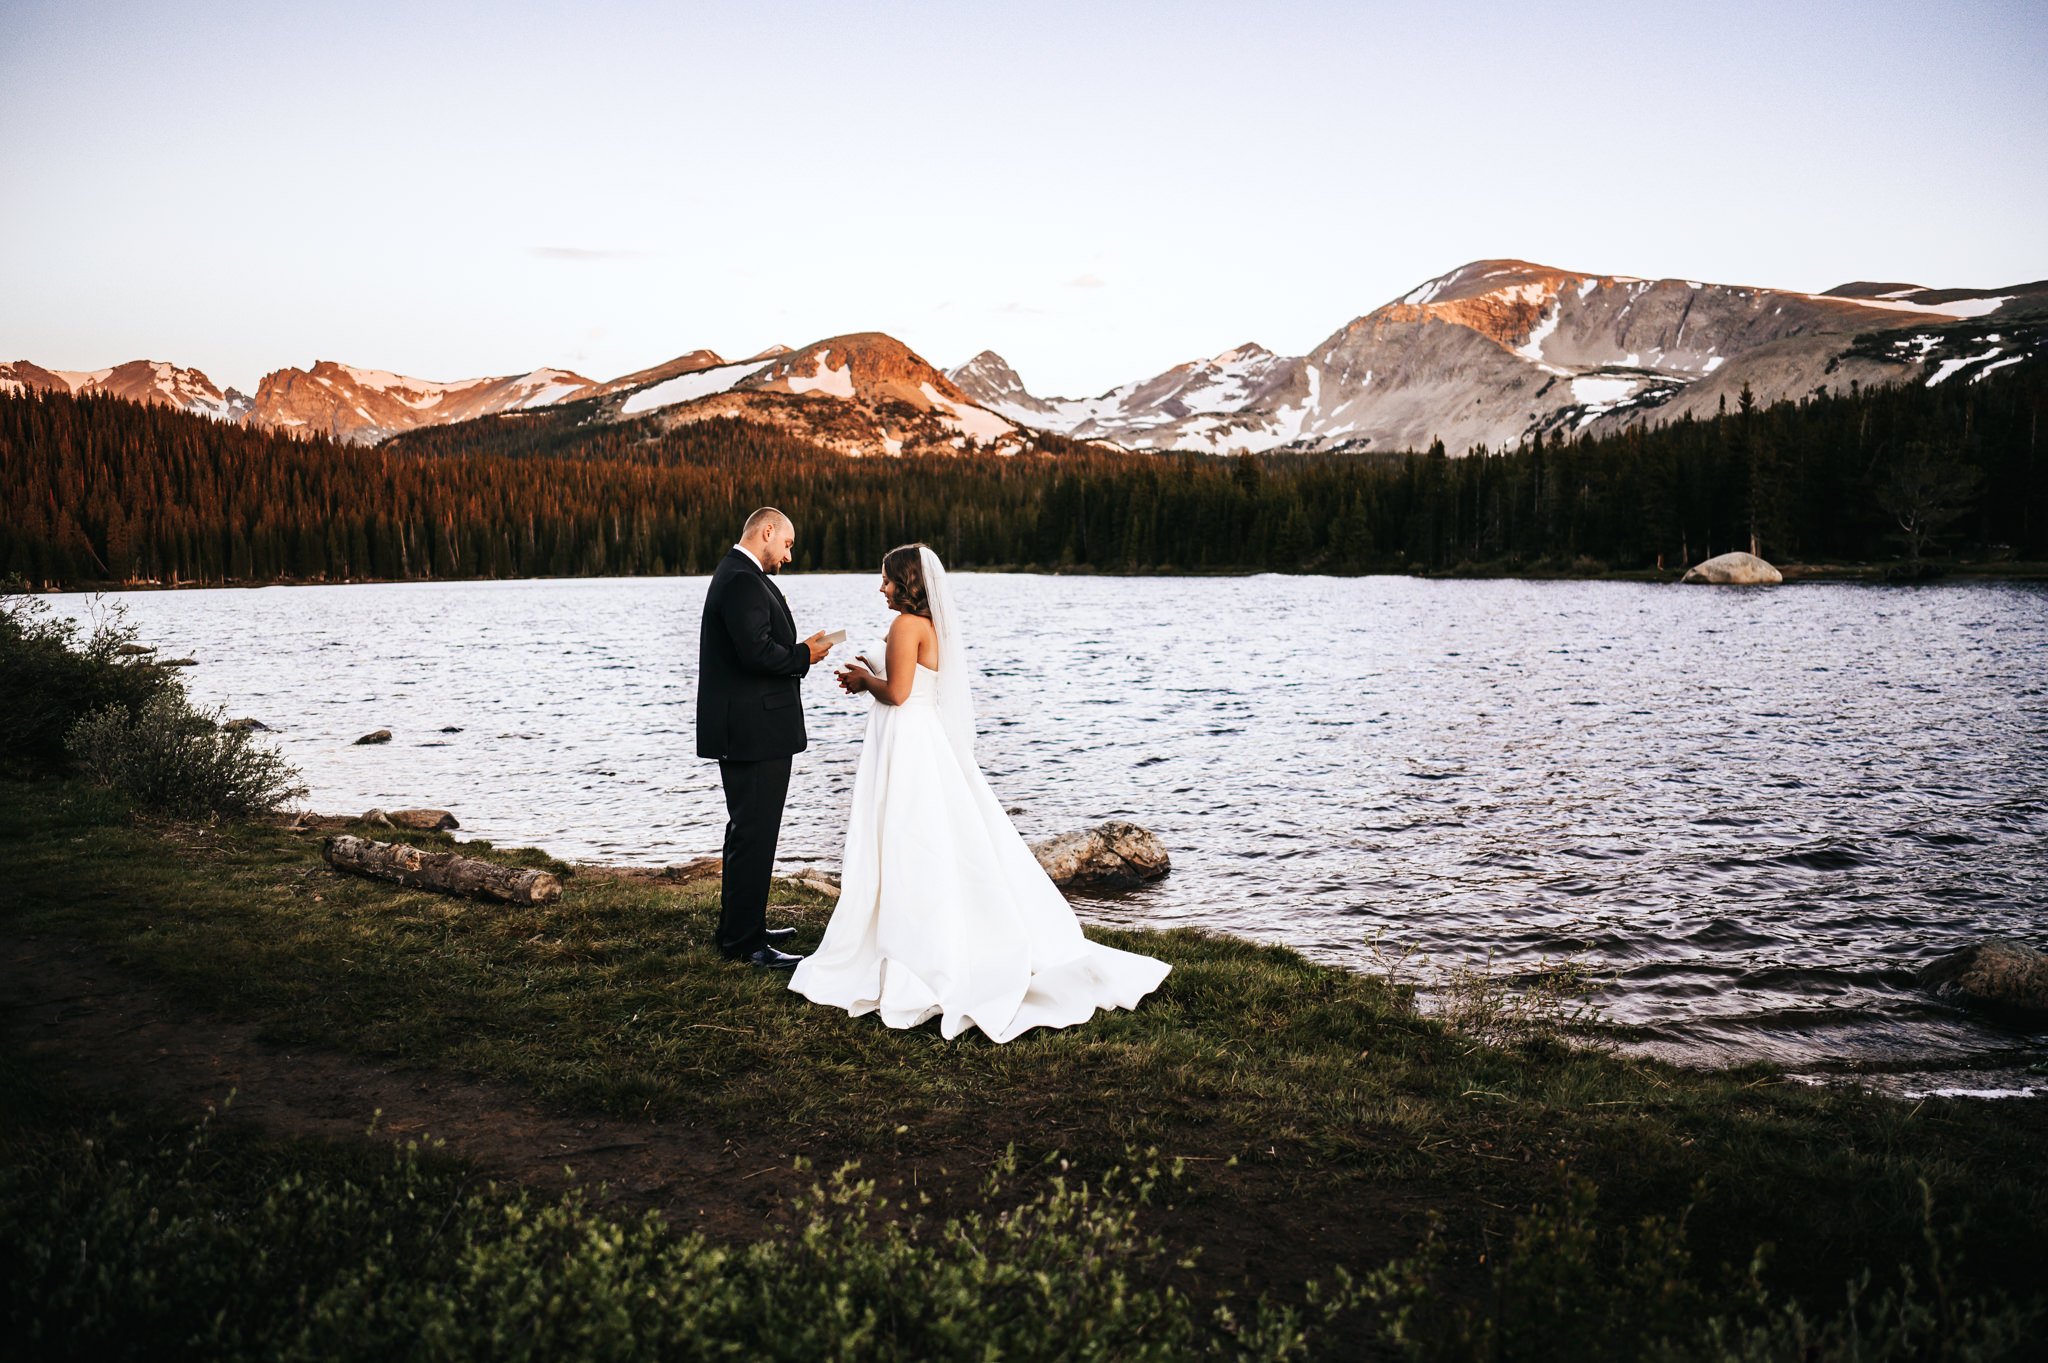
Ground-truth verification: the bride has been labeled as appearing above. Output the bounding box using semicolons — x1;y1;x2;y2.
788;544;1170;1042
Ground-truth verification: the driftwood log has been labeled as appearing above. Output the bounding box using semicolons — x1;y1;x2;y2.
323;834;561;905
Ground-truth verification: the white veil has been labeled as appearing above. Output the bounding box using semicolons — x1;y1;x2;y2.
918;546;977;765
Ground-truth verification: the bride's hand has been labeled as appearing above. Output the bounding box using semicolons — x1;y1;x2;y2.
835;663;873;694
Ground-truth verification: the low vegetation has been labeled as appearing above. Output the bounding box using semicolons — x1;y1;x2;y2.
2;1109;1352;1363
0;588;176;772
2;586;304;818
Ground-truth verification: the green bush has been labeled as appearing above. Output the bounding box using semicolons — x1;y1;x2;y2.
1;1118;1354;1362
65;692;306;818
0;589;174;773
1361;1175;2041;1362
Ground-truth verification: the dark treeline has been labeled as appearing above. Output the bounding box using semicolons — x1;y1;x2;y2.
3;361;2042;588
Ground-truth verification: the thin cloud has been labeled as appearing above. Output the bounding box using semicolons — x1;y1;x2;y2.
1066;273;1107;288
531;246;648;262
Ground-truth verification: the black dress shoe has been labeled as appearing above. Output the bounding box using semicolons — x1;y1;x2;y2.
734;944;803;970
764;926;798;942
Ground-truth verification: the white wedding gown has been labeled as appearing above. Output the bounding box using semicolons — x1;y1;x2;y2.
789;563;1169;1043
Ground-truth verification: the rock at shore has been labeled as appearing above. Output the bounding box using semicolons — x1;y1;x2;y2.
1029;821;1171;890
222;717;272;733
1917;939;2048;1023
782;865;843;897
661;857;724;885
1681;551;1783;584
355;729;392;745
636;857;840;898
386;808;460;831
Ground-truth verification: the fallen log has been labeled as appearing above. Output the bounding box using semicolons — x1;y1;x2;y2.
322;834;562;905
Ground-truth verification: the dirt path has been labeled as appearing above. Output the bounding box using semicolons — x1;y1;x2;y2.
1;933;848;1240
1;931;1468;1335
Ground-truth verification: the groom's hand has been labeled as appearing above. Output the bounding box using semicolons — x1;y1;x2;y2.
804;631;832;664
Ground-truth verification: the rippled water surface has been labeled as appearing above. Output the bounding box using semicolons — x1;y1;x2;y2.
55;575;2048;1095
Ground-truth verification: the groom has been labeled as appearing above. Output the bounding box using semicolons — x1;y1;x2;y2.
697;507;833;969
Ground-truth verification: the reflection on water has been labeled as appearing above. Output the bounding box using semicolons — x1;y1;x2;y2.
55;574;2048;1096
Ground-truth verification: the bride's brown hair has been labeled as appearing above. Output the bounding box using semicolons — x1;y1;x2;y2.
881;543;931;618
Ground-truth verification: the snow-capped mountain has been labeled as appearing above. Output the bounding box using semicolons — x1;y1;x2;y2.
949;260;2048;455
243;361;597;444
0;359;250;421
4;340;1030;456
952;343;1295;446
13;258;2042;458
594;332;1027;456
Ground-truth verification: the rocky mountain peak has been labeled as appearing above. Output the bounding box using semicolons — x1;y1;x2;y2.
0;358;247;422
750;332;976;408
948;350;1028;395
952;257;2045;457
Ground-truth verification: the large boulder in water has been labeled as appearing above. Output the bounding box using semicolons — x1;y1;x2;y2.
1682;551;1783;584
1030;821;1170;890
1917;939;2048;1024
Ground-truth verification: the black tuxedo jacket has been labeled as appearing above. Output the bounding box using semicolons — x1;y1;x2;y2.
697;548;811;761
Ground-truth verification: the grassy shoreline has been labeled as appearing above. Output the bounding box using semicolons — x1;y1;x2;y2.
5;773;2045;1358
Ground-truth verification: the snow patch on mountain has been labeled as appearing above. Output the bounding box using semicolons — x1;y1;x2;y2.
920;382;1015;444
1817;293;2012;319
619;359;772;415
1515;303;1562;363
787;358;855;398
1926;348;2003;386
1570;375;1639;407
507;370;593;408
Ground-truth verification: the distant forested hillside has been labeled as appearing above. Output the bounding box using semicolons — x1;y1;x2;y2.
3;361;2041;588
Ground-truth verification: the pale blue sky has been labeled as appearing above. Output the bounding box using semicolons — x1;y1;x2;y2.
3;0;2043;396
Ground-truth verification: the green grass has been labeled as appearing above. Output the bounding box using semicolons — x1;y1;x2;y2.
3;773;2044;1358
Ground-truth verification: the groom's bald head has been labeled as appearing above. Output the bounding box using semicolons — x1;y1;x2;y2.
739;507;796;572
742;507;790;539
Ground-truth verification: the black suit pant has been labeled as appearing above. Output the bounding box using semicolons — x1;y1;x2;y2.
716;755;792;957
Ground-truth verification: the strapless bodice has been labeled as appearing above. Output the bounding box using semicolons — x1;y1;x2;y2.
901;661;940;706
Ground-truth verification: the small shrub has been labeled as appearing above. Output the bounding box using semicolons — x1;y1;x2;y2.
0;589;175;773
67;692;305;818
